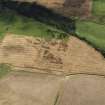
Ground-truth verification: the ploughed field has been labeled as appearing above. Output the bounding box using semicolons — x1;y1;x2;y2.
0;1;105;105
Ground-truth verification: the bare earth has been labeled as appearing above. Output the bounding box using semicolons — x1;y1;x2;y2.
1;72;105;105
0;34;105;75
0;72;64;105
58;75;105;105
0;34;105;105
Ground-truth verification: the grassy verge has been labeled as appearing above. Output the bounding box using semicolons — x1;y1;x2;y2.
0;64;11;78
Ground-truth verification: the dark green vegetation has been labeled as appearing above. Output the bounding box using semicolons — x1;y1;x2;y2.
0;64;11;78
0;1;75;39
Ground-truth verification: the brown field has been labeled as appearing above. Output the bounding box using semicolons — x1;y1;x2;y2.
0;71;64;105
58;75;105;105
1;72;105;105
0;34;105;105
0;34;105;76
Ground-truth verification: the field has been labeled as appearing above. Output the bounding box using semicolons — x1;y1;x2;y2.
92;0;105;16
76;0;105;55
76;20;105;54
0;71;63;105
0;1;105;104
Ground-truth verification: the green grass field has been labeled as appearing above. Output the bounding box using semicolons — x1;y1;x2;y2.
76;0;105;55
76;20;105;53
92;0;105;16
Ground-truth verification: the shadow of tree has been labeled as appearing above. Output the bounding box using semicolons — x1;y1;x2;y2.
0;0;76;34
